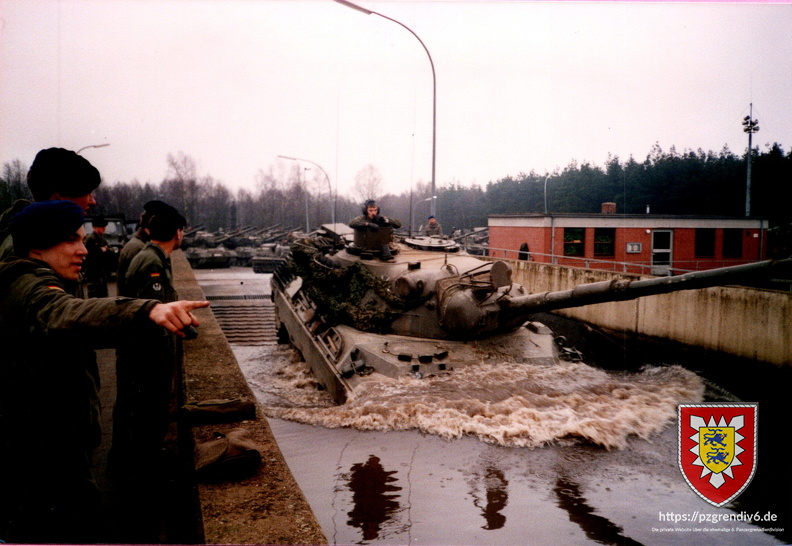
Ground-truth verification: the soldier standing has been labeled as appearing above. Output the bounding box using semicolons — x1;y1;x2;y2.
116;200;168;296
0;201;207;544
0;147;101;261
111;201;187;478
83;215;110;297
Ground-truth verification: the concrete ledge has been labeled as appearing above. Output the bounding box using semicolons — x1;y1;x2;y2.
173;251;326;545
499;257;791;366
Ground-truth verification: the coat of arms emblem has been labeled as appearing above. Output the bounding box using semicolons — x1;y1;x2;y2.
678;404;757;507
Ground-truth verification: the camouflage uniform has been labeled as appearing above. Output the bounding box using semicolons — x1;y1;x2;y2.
0;258;158;544
112;242;178;476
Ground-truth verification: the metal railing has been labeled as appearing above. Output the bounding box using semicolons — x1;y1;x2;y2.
475;246;767;276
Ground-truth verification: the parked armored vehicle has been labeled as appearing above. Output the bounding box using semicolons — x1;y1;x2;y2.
184;245;236;268
272;224;789;404
251;243;290;273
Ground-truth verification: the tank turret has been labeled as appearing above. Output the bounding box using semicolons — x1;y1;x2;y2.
272;224;790;403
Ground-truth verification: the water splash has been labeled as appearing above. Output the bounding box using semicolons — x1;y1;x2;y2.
262;358;704;450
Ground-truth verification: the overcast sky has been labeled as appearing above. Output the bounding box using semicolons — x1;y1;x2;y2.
2;0;791;200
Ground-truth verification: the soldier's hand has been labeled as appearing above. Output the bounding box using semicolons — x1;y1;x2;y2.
368;222;379;232
149;300;210;337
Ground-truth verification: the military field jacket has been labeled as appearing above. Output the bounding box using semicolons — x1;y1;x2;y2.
349;213;403;231
0;258;159;450
124;242;177;303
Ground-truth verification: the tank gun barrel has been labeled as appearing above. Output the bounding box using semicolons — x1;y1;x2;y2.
505;258;791;315
438;258;790;338
183;224;205;236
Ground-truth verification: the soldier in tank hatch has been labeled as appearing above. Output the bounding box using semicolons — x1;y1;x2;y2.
349;199;402;262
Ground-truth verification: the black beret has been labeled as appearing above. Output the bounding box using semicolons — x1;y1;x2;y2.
90;215;108;228
27;148;101;201
11;200;85;253
146;200;186;240
143;200;171;215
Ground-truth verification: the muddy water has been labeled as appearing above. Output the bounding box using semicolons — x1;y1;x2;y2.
196;268;787;545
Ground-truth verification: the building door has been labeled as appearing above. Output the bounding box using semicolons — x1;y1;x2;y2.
651;230;673;275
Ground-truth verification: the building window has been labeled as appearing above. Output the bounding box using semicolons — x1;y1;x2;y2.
626;242;642;253
563;228;585;256
723;229;742;259
695;228;716;258
593;228;615;257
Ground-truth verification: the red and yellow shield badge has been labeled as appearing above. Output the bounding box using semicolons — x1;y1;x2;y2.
678;404;757;507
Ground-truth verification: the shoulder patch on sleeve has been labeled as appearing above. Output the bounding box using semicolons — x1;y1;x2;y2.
47;285;65;291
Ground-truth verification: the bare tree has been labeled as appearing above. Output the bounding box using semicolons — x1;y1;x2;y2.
165;152;199;224
0;159;30;210
352;164;383;204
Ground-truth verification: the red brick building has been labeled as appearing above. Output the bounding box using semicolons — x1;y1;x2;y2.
488;204;768;274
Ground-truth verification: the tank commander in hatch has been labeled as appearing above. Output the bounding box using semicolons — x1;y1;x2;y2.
349;199;402;262
425;215;443;237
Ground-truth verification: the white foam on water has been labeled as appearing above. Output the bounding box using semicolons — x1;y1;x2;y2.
260;356;704;450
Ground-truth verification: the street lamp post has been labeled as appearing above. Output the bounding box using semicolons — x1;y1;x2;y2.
333;0;437;216
277;155;335;225
543;175;550;215
303;167;310;233
742;103;759;217
76;143;110;154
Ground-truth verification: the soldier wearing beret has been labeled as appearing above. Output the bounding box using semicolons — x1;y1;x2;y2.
425;215;443;237
0;147;102;261
111;201;187;482
0;201;208;544
116;200;167;297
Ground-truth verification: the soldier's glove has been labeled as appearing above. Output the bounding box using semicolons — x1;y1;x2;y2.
368;223;380;232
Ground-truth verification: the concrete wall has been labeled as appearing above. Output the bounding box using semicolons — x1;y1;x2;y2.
500;258;791;366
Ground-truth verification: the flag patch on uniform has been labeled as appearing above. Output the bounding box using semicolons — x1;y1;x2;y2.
150;272;161;277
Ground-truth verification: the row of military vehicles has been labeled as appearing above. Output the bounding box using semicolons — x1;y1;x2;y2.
181;223;489;272
84;213;491;275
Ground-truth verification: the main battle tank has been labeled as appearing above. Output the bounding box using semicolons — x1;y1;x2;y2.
272;224;789;404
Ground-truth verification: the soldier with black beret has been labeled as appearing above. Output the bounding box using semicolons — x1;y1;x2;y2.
0;147;102;261
116;200;168;296
0;201;208;544
111;201;188;483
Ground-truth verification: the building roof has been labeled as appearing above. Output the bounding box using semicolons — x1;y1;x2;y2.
488;213;768;229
